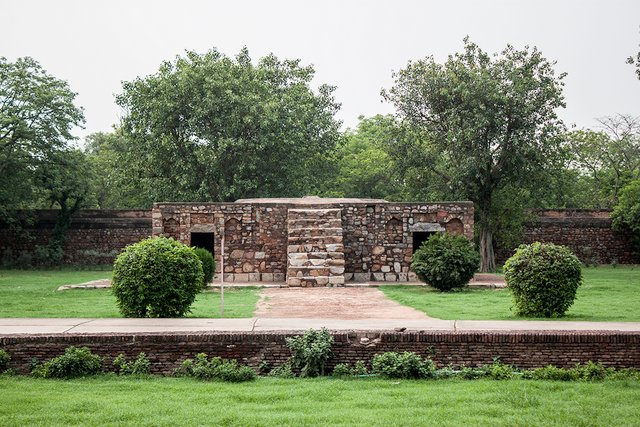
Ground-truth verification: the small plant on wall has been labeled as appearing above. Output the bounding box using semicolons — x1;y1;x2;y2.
411;233;480;291
504;242;582;317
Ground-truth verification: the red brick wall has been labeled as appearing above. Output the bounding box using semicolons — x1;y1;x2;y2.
0;210;151;265
2;330;638;375
496;209;637;264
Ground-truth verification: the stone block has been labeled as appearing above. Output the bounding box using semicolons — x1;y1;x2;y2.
230;250;244;259
315;276;330;286
242;262;254;272
344;273;354;281
288;277;301;286
273;273;285;282
381;265;391;273
234;273;249;282
329;276;345;285
353;273;370;282
373;273;385;281
394;262;401;273
408;272;417;281
385;273;397;282
255;252;266;259
262;273;274;282
248;273;260;282
372;246;385;255
397;273;408;282
329;266;345;274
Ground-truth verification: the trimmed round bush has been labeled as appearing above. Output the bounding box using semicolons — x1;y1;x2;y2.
112;237;204;318
411;233;480;291
504;242;582;318
193;247;216;287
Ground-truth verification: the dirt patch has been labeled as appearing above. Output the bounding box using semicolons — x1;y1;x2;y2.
255;287;432;319
57;279;112;291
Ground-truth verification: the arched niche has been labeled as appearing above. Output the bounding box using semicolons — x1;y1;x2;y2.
385;217;403;243
445;218;464;235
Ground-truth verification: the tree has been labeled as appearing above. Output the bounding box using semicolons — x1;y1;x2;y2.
115;48;341;204
611;179;640;256
0;56;84;226
567;115;640;207
383;38;566;271
325;115;405;200
628;33;640;80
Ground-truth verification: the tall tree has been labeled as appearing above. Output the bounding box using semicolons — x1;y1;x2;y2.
0;56;84;227
567;115;640;207
115;48;341;204
383;38;566;271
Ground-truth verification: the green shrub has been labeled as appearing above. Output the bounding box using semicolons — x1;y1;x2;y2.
504;242;583;317
352;360;369;376
31;346;103;379
193;247;216;287
332;363;351;377
112;237;204;318
286;328;334;377
175;353;256;382
113;352;151;375
268;361;295;378
0;349;10;372
411;233;480;291
371;351;435;379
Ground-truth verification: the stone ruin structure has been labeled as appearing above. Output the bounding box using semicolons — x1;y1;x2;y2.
152;197;474;286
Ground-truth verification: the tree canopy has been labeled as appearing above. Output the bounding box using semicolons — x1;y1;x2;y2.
115;48;341;205
383;38;567;271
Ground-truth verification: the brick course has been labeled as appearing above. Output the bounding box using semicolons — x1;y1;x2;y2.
2;330;638;375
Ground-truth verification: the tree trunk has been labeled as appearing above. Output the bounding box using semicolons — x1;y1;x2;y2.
479;226;496;272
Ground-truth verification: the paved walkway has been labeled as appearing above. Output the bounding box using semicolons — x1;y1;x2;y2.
1;317;639;335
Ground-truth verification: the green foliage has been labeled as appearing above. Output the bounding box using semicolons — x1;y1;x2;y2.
0;349;10;372
411;233;480;291
31;346;103;379
371;351;436;379
114;47;340;205
193;247;216;287
352;360;369;376
0;57;85;227
504;242;583;317
285;328;334;377
383;37;567;271
331;363;352;377
612;179;640;256
267;361;295;378
113;352;151;375
111;237;203;318
175;353;256;382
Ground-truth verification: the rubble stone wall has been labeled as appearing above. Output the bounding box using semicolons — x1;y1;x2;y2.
152;201;475;283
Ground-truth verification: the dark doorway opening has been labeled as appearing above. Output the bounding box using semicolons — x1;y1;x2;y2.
412;232;436;253
191;232;215;255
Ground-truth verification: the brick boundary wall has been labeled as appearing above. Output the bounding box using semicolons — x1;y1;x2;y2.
2;331;639;375
496;209;637;264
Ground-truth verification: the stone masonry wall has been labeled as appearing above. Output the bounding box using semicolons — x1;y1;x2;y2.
152;201;475;283
496;209;637;264
0;210;151;265
2;330;639;375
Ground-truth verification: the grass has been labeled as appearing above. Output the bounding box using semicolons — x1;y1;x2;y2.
0;375;638;426
381;266;640;321
0;269;260;318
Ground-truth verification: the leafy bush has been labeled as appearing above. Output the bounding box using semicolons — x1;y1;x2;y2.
352;360;369;376
332;363;352;377
371;351;435;379
268;361;295;378
504;242;583;317
175;353;256;382
612;179;640;256
0;349;10;372
113;352;151;375
193;247;216;287
286;328;334;377
411;233;480;291
31;346;103;379
112;237;204;317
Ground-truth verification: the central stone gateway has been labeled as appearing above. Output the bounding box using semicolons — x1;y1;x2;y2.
151;196;474;285
287;208;345;286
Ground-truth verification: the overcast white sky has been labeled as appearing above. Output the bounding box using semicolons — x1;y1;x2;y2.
2;0;640;141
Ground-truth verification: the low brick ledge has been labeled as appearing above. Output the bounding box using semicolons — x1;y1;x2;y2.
2;330;639;374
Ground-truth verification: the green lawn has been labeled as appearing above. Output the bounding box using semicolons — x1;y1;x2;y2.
0;270;260;318
0;376;638;426
381;266;640;321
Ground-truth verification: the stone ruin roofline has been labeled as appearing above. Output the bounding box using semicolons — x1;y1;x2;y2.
153;196;474;207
